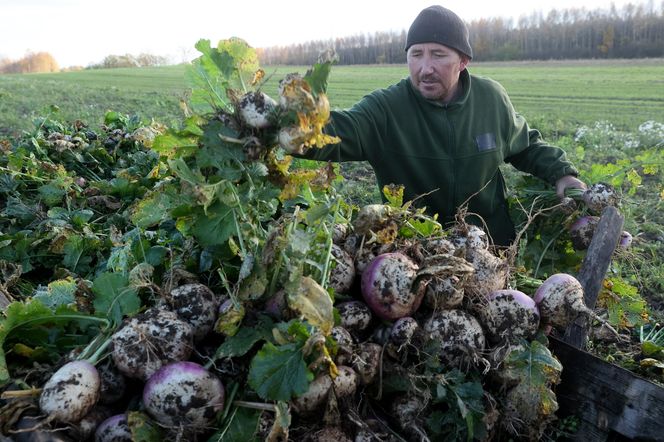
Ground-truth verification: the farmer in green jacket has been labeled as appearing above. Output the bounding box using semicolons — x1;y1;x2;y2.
291;5;586;246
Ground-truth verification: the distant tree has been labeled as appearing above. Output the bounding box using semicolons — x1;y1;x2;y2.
90;53;171;69
0;52;59;74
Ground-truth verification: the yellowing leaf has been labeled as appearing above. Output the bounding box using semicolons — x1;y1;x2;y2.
288;277;333;335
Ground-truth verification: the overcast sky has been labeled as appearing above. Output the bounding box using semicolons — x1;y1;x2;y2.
0;0;652;67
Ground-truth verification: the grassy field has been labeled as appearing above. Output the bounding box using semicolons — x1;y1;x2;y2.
1;59;663;137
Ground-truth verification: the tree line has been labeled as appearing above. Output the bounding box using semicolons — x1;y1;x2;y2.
257;2;664;65
0;52;170;74
0;52;59;74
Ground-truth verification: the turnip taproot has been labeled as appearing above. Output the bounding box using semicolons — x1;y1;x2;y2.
423;310;486;367
237;91;277;129
361;252;424;321
464;248;509;300
94;413;132;442
480;290;540;343
569;215;599;250
143;361;225;429
165;283;219;341
39;360;100;423
336;300;373;335
582;182;619;215
111;308;194;381
533;273;588;329
329;244;356;294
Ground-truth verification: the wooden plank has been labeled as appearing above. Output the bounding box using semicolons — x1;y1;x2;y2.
562;206;624;349
550;337;664;441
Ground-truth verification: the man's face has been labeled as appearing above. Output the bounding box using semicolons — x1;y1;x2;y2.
407;42;469;102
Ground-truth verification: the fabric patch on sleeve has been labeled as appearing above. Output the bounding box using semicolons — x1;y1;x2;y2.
475;133;497;152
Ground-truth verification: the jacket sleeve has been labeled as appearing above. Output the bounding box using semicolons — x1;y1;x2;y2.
503;97;579;185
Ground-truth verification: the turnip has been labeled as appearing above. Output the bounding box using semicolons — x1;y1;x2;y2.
97;360;126;405
165;283;220;341
278;125;308;154
291;372;333;413
352;342;382;385
533;273;588;329
569;215;599;250
420;254;475;310
237;91;277;129
329;244;356;294
330;326;354;365
68;405;112;441
143;361;225;429
263;289;294;321
111;308;194;381
582;182;619;215
450;224;489;251
423;310;486;367
352;204;394;237
332;365;359;398
39;360;100;423
336;300;373;335
479;289;540;344
386;316;420;359
361;252;424;321
464;248;509;301
619;230;633;248
502;381;558;440
94;413;132;442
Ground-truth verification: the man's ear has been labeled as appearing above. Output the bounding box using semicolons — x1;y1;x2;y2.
460;56;470;71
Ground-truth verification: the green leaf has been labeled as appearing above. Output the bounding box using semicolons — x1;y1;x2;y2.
248;342;310;402
0;299;108;386
303;60;334;96
63;235;95;275
211;406;262;442
192;202;237;247
214;316;274;359
92;272;141;324
131;186;187;229
33;278;77;309
151;129;200;160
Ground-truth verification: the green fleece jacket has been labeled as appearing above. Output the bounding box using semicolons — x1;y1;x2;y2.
306;69;578;245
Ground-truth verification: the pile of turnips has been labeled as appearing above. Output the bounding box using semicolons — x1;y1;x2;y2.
18;199;601;441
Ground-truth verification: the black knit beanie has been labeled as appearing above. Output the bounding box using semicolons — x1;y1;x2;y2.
405;5;473;59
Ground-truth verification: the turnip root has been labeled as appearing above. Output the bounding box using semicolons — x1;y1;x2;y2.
352;204;394;237
336;301;373;335
97;360;126;405
263;289;293;321
479;290;540;343
464;248;509;301
502;381;559;440
292;373;333;413
68;405;112;441
423;310;486;367
420;254;474;310
329;244;356;294
330;326;354;365
582;182;619;215
165;283;220;341
533;273;588;329
94;414;132;442
143;361;225;429
619;231;633;248
39;360;100;423
111;308;194;381
352;342;382;385
386;317;420;359
332;365;359;398
237;91;277;129
569;215;599;250
361;252;424;321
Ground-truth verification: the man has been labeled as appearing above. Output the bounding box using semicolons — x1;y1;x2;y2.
296;5;585;246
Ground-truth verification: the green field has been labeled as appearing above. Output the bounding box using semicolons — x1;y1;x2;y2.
1;59;663;137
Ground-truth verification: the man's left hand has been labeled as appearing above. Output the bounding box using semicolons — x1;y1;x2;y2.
555;175;587;198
